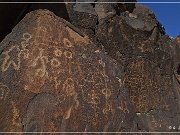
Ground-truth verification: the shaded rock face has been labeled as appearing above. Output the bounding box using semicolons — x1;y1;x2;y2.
175;36;180;83
0;1;69;42
66;0;136;39
0;10;139;132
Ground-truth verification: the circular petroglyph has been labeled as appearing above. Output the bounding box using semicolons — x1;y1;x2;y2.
63;38;73;48
64;51;73;59
51;58;61;68
22;33;32;42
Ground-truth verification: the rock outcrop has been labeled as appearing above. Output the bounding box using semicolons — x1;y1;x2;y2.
0;10;140;132
94;3;179;132
66;1;180;132
0;1;179;134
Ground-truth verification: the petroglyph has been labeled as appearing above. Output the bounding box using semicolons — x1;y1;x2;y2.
63;38;73;48
11;101;20;127
118;101;130;114
21;33;32;49
54;77;61;89
98;58;114;117
0;83;9;101
2;45;21;72
54;49;62;57
63;78;76;97
87;90;100;106
102;103;113;115
51;58;61;68
101;88;111;98
124;58;161;112
21;49;30;59
20;33;32;59
32;48;48;78
64;51;73;59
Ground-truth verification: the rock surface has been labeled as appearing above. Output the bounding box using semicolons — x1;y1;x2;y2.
0;10;140;132
0;2;69;42
0;1;180;134
94;3;180;132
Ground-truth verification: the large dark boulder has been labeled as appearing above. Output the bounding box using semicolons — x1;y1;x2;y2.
95;3;180;132
66;0;137;39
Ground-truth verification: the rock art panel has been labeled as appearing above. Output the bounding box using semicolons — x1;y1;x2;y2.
0;9;138;132
95;4;180;132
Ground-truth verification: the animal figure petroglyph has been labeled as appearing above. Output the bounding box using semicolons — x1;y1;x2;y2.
1;45;21;72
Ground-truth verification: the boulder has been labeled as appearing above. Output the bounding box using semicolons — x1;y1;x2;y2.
124;4;164;33
95;7;180;132
0;1;180;133
66;0;137;39
0;9;139;132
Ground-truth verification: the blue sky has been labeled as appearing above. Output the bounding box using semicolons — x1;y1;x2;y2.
138;0;180;38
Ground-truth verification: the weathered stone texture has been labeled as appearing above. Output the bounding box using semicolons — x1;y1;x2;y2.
95;3;180;132
0;10;139;132
0;1;180;133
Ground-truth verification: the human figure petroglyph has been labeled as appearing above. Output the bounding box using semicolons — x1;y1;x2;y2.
32;48;48;78
0;9;147;132
53;77;61;90
2;45;21;72
21;49;29;59
33;26;51;46
99;59;112;106
19;33;32;59
21;33;32;49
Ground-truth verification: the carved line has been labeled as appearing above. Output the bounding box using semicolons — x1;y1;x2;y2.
2;46;21;72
